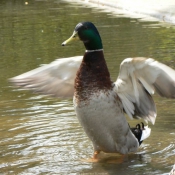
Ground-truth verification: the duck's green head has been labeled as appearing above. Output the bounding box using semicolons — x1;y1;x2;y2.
62;22;103;50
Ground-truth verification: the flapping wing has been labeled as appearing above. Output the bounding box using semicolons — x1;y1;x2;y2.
9;56;83;98
114;57;175;124
169;164;175;175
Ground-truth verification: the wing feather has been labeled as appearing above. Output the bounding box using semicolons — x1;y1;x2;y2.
9;56;83;98
114;57;175;124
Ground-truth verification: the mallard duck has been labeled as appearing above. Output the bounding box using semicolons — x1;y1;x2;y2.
9;22;175;159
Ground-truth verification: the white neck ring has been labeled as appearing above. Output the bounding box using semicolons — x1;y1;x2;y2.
85;49;103;53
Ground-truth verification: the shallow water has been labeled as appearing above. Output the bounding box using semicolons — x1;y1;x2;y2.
0;0;175;174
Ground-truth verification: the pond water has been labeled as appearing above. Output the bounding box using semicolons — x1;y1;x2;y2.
0;0;175;174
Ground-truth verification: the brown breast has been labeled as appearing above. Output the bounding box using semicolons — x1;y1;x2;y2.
74;51;113;102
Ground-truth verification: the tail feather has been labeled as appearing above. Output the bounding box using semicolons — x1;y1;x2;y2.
130;123;151;145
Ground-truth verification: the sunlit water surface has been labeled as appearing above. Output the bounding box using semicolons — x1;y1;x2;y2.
0;0;175;174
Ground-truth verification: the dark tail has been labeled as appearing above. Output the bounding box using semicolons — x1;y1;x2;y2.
130;123;145;145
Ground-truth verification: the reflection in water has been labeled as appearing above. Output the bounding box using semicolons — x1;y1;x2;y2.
0;0;175;174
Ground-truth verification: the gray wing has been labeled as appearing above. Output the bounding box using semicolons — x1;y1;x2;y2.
114;57;175;124
169;164;175;175
9;56;83;98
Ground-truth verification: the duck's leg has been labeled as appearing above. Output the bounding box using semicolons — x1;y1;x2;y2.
104;153;126;164
87;150;101;162
93;150;100;159
117;153;126;163
81;150;100;162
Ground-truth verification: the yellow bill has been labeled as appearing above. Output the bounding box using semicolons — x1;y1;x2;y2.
62;31;79;46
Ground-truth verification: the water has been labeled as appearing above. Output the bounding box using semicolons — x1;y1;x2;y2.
0;0;175;174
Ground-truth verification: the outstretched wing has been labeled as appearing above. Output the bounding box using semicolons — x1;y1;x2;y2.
114;57;175;124
9;56;83;98
169;164;175;175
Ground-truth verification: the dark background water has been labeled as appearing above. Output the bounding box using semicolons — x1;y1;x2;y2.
0;0;175;174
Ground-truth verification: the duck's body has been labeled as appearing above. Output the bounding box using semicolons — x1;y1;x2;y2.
9;22;175;158
74;89;139;154
73;50;139;154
